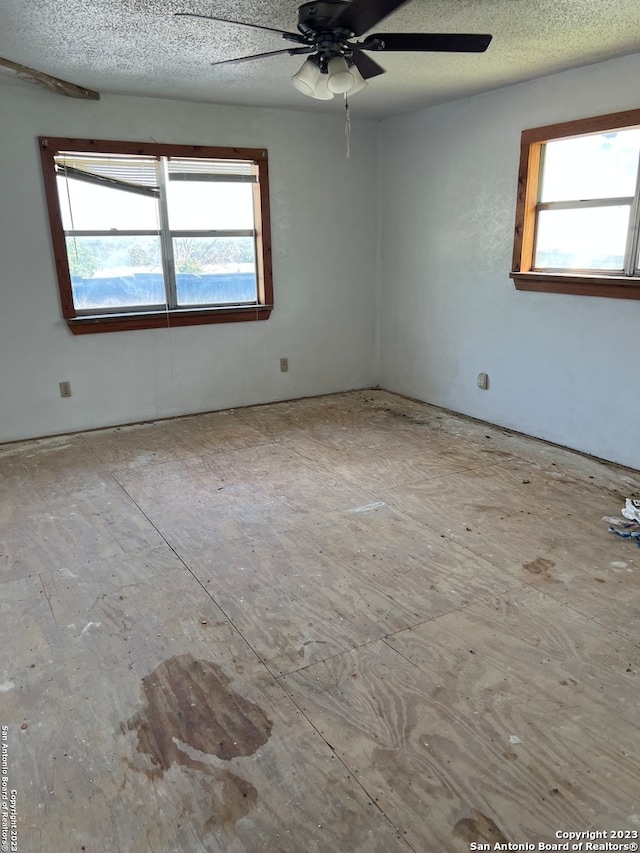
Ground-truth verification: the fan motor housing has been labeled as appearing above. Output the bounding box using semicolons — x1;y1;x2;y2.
297;1;350;36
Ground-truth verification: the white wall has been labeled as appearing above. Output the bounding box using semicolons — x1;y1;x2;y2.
4;54;640;469
0;84;378;442
378;53;640;470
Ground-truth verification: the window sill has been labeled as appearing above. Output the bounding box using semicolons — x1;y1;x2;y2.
65;305;273;335
511;271;640;300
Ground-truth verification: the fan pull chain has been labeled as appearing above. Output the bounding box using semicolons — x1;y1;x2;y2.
344;93;351;159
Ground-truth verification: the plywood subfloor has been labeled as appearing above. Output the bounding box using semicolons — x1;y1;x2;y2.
1;390;639;852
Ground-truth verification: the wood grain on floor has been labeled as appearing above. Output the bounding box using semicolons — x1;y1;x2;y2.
1;389;639;852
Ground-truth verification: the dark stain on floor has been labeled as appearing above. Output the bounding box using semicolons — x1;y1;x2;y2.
124;655;272;832
523;557;558;580
382;408;432;427
453;809;509;845
126;654;273;773
202;770;259;834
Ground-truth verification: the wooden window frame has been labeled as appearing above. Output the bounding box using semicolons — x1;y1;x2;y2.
510;108;640;300
39;137;274;334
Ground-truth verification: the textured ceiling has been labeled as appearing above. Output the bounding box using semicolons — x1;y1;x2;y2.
1;0;640;117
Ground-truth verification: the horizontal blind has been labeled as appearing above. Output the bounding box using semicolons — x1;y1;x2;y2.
55;153;160;191
168;157;257;183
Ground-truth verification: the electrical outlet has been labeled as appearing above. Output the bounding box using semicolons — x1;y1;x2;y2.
59;381;72;398
477;373;489;390
280;358;289;373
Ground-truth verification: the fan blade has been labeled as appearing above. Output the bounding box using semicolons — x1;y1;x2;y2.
350;47;386;79
328;0;408;37
0;56;99;99
361;32;493;52
211;48;309;67
174;12;305;41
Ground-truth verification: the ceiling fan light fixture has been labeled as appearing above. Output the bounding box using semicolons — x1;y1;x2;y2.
291;57;321;96
182;1;494;106
310;72;335;100
326;55;354;94
346;63;367;95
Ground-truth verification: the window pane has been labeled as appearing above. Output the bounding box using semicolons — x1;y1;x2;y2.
534;206;630;270
166;181;255;230
540;130;640;202
173;237;257;305
67;236;165;309
57;176;160;231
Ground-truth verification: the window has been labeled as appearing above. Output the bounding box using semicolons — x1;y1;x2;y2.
511;109;640;299
39;138;273;333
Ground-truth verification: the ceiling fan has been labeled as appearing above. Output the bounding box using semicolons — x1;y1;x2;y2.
0;56;99;99
176;0;492;100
